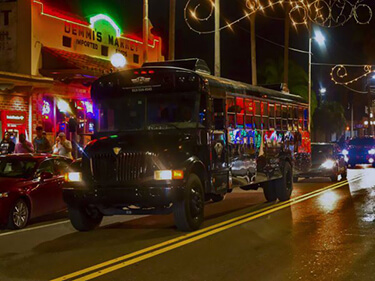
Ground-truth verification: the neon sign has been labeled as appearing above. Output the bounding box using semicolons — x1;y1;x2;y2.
42;100;51;115
89;14;121;37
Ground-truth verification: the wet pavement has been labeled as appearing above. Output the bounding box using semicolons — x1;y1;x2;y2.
0;167;374;281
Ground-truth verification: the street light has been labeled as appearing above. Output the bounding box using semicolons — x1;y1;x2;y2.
308;27;326;132
319;87;327;95
111;53;127;68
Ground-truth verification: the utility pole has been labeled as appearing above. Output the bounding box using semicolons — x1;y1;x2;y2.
143;0;149;63
351;103;354;138
168;0;176;61
250;13;257;85
214;0;220;77
283;8;291;90
308;22;312;132
367;82;373;136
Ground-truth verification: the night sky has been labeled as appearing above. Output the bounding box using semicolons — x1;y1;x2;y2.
45;0;375;121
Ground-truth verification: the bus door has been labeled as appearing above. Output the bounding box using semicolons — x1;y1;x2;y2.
211;98;230;193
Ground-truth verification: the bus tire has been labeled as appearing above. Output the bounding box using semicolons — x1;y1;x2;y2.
173;174;204;232
276;162;293;202
68;205;103;232
263;182;277;202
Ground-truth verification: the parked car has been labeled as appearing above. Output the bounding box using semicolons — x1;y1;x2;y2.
294;143;347;182
344;137;375;167
0;154;72;229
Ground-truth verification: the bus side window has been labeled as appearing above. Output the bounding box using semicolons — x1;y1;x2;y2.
213;98;225;130
226;97;236;129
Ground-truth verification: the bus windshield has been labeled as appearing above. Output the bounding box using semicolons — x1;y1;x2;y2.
96;92;200;132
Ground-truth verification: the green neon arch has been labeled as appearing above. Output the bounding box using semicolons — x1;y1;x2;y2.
89;14;121;37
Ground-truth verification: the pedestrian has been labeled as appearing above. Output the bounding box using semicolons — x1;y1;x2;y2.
52;132;73;159
0;132;15;155
15;133;34;153
33;126;52;153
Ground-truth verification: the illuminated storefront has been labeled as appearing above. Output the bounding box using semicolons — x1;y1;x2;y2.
0;0;164;146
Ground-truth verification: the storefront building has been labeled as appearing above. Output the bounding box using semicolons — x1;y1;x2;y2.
0;0;163;146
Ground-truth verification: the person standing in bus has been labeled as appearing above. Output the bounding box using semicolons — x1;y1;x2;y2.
0;132;15;155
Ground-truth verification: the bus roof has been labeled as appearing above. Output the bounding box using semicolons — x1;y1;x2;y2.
94;59;307;106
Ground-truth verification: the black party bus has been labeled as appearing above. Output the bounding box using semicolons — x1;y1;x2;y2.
63;59;310;232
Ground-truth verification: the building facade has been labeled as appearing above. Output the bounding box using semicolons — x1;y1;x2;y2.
0;0;163;146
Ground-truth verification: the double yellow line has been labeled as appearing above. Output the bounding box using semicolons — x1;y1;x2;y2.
52;176;361;281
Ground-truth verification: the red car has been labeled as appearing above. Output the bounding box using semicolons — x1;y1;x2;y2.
0;154;72;229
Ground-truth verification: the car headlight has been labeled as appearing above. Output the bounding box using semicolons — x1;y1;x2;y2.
368;149;375;155
0;192;9;198
342;149;349;156
154;170;184;180
64;172;82;182
321;159;335;169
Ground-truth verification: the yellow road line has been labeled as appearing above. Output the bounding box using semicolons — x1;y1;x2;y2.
74;179;354;281
52;177;360;281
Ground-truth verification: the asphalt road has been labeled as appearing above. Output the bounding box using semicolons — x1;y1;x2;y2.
0;167;375;281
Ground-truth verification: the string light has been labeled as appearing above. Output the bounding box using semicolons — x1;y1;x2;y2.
289;0;372;27
330;65;375;92
184;0;372;35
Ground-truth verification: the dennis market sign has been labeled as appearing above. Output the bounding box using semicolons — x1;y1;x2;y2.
32;0;162;67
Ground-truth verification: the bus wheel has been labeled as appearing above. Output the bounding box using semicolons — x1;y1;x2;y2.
173;174;204;232
68;206;103;232
276;162;293;202
263;182;277;202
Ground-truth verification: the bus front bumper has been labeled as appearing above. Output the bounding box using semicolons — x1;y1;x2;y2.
63;185;185;215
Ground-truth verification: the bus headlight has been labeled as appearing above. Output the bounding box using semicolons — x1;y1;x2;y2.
321;159;335;169
64;172;82;182
154;170;184;180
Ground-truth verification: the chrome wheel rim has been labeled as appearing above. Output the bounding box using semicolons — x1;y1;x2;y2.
190;187;203;219
12;201;29;228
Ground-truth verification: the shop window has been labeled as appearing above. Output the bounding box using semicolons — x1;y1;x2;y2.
133;54;139;64
62;36;72;48
101;46;109;57
42;97;54;133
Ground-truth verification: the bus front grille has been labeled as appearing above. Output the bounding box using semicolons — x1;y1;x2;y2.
90;152;148;184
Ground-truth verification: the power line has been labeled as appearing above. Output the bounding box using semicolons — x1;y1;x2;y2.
236;24;309;54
